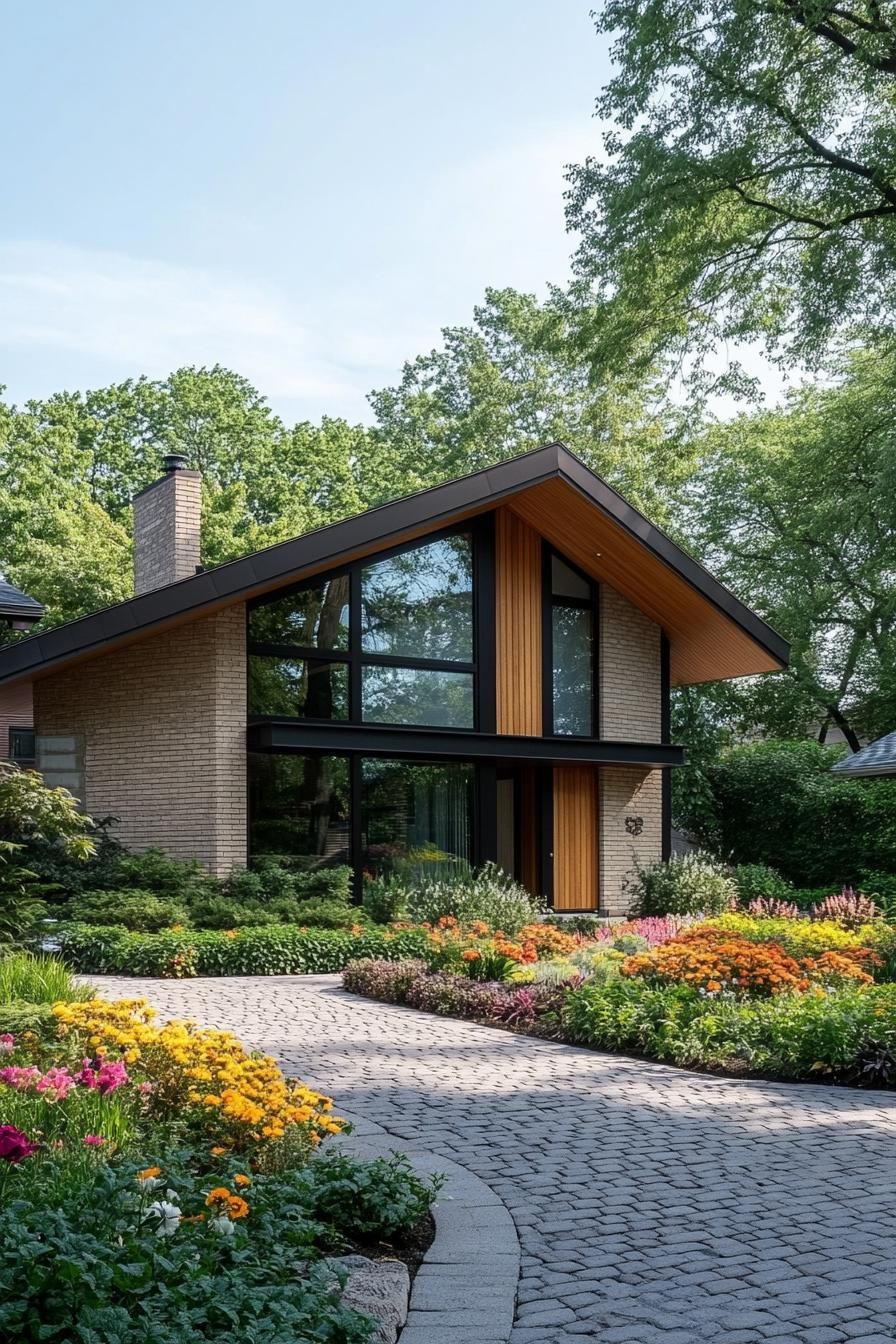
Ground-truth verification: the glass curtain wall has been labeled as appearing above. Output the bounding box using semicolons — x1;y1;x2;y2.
248;752;475;882
248;530;475;730
549;553;596;736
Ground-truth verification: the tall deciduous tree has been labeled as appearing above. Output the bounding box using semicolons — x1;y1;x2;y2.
566;0;896;377
685;343;896;747
366;287;692;523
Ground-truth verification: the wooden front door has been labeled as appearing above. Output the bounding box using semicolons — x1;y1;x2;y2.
551;765;599;911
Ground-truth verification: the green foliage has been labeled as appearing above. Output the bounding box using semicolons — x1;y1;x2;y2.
56;923;432;978
0;1157;376;1344
563;979;704;1057
361;874;406;925
403;862;543;935
0;951;92;1005
64;889;190;932
732;865;794;906
290;899;365;930
0;766;94;859
627;852;737;918
109;848;212;900
303;1151;442;1245
565;0;896;376
680;740;896;887
860;870;896;917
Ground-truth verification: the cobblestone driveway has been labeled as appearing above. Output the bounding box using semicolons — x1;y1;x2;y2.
98;974;896;1344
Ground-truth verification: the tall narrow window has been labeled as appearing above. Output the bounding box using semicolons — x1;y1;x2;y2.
548;552;595;736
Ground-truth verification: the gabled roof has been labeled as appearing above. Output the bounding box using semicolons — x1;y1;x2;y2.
0;578;44;625
0;443;789;688
831;732;896;778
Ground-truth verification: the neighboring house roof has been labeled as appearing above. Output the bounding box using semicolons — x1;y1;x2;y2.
0;443;789;689
0;579;45;626
831;731;896;778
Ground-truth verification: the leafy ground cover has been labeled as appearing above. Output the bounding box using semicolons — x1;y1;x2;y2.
0;952;439;1343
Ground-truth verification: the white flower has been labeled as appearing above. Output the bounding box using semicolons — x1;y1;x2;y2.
137;1175;162;1192
209;1215;236;1237
147;1200;181;1238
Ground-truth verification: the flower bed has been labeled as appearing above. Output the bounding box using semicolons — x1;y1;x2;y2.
343;912;896;1088
0;954;440;1342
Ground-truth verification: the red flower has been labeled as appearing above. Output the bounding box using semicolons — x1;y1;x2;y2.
0;1124;37;1164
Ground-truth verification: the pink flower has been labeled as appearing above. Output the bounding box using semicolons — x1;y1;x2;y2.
0;1065;41;1090
0;1034;14;1054
35;1067;75;1102
83;1134;105;1147
0;1124;37;1164
77;1058;129;1094
138;1081;154;1095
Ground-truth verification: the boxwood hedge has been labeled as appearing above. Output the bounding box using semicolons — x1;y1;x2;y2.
54;923;432;978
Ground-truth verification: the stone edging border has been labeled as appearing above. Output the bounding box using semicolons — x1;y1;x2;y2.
338;1109;520;1344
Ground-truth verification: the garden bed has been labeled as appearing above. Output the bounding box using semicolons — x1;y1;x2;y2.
341;911;896;1090
0;952;441;1343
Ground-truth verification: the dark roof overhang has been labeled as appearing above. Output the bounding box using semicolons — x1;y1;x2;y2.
0;443;789;688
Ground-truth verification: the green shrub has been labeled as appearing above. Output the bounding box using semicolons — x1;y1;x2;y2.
678;740;896;888
545;914;605;936
110;848;212;900
732;864;794;905
292;899;365;930
184;895;278;929
55;923;431;977
627;852;737;917
304;1151;442;1244
362;875;406;925
0;999;57;1035
294;866;352;903
860;870;896;916
563;978;703;1057
219;866;266;904
64;888;190;932
404;862;542;935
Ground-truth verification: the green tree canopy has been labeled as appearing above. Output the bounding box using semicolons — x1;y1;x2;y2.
684;343;896;748
366;286;693;523
566;0;896;378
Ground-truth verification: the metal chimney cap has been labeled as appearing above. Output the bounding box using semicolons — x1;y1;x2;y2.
162;452;189;473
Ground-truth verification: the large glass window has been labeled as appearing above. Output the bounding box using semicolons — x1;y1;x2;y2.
248;528;479;730
360;758;474;881
248;575;350;650
361;665;474;728
361;534;473;662
548;551;595;737
249;658;349;720
248;753;350;868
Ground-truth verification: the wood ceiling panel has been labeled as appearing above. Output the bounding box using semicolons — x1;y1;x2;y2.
508;481;781;685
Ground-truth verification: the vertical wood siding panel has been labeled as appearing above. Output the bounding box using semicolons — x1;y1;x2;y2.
495;508;542;736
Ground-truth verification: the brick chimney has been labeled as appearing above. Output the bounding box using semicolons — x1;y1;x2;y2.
132;454;202;594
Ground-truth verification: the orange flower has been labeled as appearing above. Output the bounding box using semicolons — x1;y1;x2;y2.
227;1195;250;1219
136;1166;161;1181
205;1186;232;1209
233;1172;251;1188
462;949;481;962
210;1146;227;1156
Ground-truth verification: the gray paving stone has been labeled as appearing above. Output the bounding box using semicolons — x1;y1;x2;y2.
97;973;896;1344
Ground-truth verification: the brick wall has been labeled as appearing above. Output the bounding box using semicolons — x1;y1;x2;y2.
599;585;662;741
33;605;247;873
599;765;663;916
133;470;202;594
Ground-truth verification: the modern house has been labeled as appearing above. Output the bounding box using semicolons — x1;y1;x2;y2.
0;446;788;914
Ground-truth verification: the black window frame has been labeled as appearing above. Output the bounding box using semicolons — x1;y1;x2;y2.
541;542;599;738
247;516;495;733
8;725;35;766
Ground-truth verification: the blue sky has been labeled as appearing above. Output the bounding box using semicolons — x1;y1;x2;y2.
1;2;607;423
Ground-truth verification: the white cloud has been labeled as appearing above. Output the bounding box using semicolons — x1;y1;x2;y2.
0;241;363;407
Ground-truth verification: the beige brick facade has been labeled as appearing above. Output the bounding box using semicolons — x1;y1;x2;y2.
133;470;202;594
34;605;247;874
599;585;662;741
599;765;663;916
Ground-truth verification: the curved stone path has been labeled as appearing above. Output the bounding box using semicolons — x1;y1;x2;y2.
97;975;896;1344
